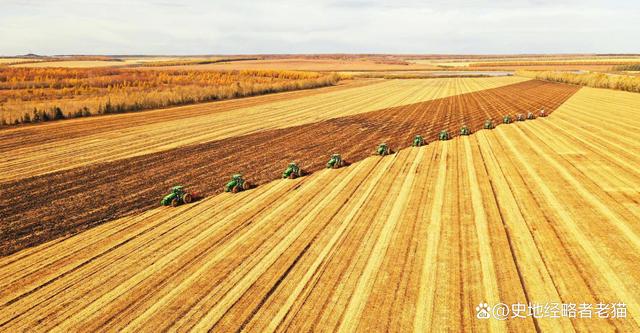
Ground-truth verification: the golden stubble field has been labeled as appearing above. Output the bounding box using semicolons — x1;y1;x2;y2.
0;83;638;331
0;76;528;181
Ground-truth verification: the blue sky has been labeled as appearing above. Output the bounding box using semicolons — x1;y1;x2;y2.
1;0;639;55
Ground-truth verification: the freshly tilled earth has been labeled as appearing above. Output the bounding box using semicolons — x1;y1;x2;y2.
0;80;579;256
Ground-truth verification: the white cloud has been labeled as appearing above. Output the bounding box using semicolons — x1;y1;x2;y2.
0;0;638;55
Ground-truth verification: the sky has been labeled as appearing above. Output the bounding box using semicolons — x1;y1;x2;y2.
1;0;639;55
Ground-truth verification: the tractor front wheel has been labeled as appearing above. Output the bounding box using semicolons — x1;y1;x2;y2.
183;193;193;204
171;198;180;207
232;186;240;193
289;172;296;179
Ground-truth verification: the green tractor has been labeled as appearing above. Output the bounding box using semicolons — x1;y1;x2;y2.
527;112;536;120
439;130;450;141
161;186;194;207
376;143;391;156
503;115;512;124
460;125;471;136
539;108;547;117
484;119;494;129
412;135;426;147
225;174;251;193
326;154;345;169
282;162;304;179
516;113;525;121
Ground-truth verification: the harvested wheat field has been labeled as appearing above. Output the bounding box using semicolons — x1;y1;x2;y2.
1;84;638;332
147;58;441;72
0;78;575;255
0;76;526;181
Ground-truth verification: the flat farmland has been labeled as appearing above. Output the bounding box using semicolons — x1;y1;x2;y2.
0;58;43;65
10;60;127;68
469;64;619;71
1;85;638;331
0;79;576;255
6;57;196;68
0;76;527;181
0;79;374;147
409;56;640;71
147;58;441;71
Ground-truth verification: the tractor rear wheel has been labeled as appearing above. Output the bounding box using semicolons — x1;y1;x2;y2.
171;198;180;207
183;193;193;204
242;181;251;190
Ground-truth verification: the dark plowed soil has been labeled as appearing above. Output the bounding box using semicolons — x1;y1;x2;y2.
0;80;580;256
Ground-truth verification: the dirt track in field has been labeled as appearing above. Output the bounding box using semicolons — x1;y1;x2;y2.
0;80;579;256
1;85;638;331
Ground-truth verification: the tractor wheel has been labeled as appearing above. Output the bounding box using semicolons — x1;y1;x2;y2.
289;172;296;179
183;193;193;204
242;181;251;190
171;198;180;207
232;186;240;193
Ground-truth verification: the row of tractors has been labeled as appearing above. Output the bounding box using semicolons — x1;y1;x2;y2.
162;109;547;207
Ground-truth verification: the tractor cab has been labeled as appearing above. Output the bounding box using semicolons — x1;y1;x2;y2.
225;174;251;193
377;143;390;156
460;125;471;136
413;135;425;147
439;130;450;141
161;185;193;207
171;186;184;195
327;154;344;169
283;162;303;179
484;119;494;129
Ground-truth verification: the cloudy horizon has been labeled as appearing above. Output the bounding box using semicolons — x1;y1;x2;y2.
1;0;639;56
